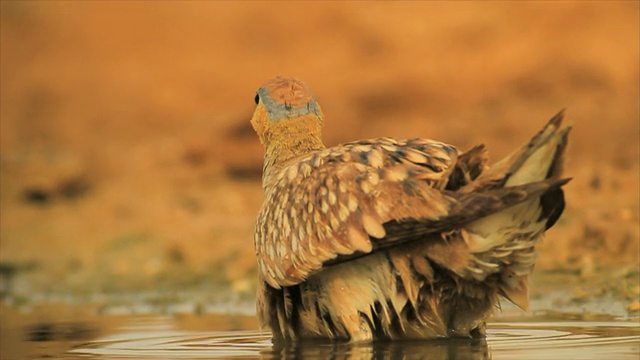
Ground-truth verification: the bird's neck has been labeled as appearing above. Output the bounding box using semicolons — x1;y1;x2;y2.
261;116;326;189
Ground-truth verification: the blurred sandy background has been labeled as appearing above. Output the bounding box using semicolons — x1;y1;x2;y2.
0;2;638;304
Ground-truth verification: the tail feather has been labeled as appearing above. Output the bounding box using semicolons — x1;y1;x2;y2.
468;110;571;189
505;112;570;186
460;111;571;309
540;187;565;230
465;111;571;239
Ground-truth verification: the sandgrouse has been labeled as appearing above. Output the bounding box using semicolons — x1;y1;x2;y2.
250;77;570;342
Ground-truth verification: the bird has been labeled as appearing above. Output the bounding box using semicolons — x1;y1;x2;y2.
250;76;570;342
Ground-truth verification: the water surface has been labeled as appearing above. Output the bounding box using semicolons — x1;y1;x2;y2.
2;304;638;360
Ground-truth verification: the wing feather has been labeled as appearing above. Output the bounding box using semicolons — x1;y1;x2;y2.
255;138;459;288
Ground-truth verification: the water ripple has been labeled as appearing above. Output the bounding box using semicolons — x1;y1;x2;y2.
70;320;640;359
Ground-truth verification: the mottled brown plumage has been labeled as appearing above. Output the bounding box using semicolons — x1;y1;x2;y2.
250;76;571;342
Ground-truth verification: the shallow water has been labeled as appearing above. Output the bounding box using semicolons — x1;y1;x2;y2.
2;304;638;360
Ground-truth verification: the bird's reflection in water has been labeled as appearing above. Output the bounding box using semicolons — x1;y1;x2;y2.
264;337;489;360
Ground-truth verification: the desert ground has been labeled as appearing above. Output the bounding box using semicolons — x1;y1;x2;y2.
0;2;638;311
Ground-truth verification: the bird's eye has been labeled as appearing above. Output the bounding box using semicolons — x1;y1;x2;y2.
254;93;260;105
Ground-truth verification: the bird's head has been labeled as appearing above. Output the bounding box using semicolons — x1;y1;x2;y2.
250;77;326;161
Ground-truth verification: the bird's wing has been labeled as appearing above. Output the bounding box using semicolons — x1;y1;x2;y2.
255;137;457;288
255;137;566;288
